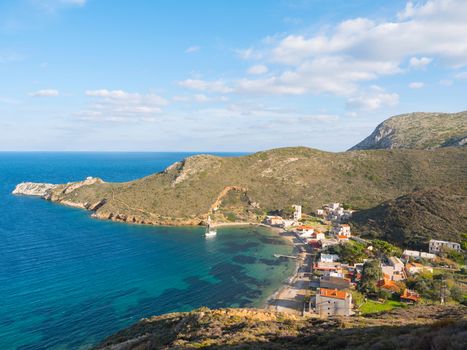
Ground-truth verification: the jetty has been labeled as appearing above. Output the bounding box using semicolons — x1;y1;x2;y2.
273;254;298;259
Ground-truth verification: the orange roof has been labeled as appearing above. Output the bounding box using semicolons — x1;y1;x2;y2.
319;288;348;300
401;289;420;302
377;278;401;292
296;225;314;230
341;224;350;227
338;235;349;239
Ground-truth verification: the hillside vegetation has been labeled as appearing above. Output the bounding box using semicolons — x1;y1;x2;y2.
349;111;467;150
94;305;466;349
39;147;467;226
351;188;467;248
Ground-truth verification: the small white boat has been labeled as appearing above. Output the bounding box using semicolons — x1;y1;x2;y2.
205;216;217;238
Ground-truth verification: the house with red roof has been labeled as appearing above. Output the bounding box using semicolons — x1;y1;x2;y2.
400;289;420;303
314;288;353;316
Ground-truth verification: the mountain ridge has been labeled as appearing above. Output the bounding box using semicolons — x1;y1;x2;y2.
349;111;467;151
13;146;467;229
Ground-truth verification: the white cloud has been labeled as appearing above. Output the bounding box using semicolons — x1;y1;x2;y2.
85;89;168;105
439;79;453;86
77;89;168;122
62;0;86;6
237;57;400;96
455;71;467;79
346;86;399;111
247;64;268;75
409;56;433;69
408;82;424;89
235;48;263;60
200;0;467;111
266;1;467;67
29;89;59;97
178;79;233;93
185;45;200;53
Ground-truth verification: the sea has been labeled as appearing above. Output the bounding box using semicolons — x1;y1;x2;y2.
0;152;295;350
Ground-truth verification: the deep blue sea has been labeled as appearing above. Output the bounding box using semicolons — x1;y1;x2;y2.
0;152;294;350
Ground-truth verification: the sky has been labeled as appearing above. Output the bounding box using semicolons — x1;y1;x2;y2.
0;0;466;152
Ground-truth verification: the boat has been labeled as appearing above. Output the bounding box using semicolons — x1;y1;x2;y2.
205;216;217;238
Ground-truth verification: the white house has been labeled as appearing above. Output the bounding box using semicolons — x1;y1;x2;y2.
316;209;324;216
312;231;325;241
332;224;351;240
381;256;405;281
429;239;461;254
320;254;339;263
292;204;302;221
314;288;353;317
295;225;314;238
405;262;433;275
402;250;436;261
264;216;284;226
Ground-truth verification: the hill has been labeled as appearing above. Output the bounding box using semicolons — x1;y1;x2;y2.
94;305;466;349
13;147;467;227
350;188;467;249
13;147;467;226
349;111;467;151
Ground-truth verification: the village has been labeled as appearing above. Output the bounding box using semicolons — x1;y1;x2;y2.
264;203;464;317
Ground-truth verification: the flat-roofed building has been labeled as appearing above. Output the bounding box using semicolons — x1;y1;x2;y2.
314;288;353;316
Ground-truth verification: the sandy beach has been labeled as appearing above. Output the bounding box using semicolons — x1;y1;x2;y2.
264;228;311;315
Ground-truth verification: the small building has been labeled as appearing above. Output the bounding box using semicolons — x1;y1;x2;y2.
400;289;420;303
429;239;461;254
320;254;339;263
316;209;324;216
405;262;433;275
314;288;353;317
319;276;351;290
311;230;325;241
264;216;284;226
295;225;314;238
333;224;352;240
308;240;322;250
377;276;402;293
314;261;343;273
292;204;302;221
402;249;437;261
381;257;405;281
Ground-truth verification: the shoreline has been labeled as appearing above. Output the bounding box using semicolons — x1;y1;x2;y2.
261;227;308;315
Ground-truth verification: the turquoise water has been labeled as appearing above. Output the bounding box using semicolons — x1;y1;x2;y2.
0;153;294;349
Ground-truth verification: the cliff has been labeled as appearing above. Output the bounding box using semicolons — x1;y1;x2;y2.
349;111;467;151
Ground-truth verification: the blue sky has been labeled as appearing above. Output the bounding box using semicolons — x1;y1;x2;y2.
0;0;466;152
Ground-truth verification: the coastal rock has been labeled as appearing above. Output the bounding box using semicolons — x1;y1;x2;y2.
61;176;104;194
12;182;57;196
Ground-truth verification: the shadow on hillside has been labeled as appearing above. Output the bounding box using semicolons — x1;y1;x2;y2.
173;320;467;350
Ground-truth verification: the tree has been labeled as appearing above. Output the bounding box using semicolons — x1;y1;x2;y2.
372;239;402;257
359;260;383;296
326;242;369;265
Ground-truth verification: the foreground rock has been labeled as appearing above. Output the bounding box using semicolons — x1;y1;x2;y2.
94;305;466;349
